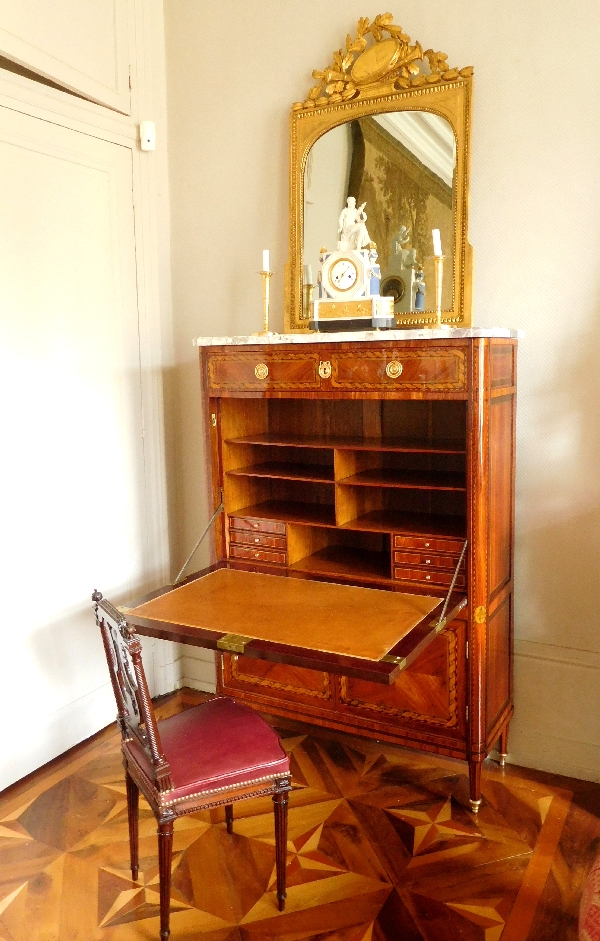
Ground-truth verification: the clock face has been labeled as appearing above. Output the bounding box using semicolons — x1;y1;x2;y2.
328;258;358;292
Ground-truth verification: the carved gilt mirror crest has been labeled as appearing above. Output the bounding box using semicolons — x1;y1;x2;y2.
284;14;473;332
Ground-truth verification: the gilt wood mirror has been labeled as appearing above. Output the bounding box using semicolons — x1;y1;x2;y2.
284;14;473;332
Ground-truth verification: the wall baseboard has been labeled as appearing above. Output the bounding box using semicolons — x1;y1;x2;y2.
1;682;116;792
507;638;600;783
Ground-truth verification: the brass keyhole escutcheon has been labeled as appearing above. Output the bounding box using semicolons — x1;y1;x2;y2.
385;360;403;379
319;360;332;379
254;363;269;380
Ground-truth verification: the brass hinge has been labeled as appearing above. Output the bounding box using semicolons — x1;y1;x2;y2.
466;705;469;722
217;633;251;654
466;640;469;659
380;654;407;669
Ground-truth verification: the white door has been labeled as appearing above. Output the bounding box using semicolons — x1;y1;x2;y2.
0;105;149;787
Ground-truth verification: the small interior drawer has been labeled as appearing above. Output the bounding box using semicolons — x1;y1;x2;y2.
393;534;466;553
229;516;286;535
394;567;466;588
229;545;287;565
393;550;463;570
230;530;287;550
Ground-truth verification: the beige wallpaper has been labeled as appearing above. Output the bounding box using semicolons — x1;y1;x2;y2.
164;0;600;780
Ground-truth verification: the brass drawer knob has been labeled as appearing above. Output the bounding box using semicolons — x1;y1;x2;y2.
253;523;259;529
319;360;332;379
425;559;431;564
254;363;269;380
254;538;260;543
386;360;403;379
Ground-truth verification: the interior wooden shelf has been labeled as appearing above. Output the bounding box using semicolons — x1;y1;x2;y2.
339;469;467;491
227;462;335;483
226;432;466;454
289;546;391;582
229;501;337;528
338;509;467;537
229;502;466;539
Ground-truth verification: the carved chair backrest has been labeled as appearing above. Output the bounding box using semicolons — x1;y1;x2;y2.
92;591;173;792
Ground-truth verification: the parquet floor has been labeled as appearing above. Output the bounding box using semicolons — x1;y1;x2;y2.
1;691;599;941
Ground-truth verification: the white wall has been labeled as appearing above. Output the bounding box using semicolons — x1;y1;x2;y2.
164;0;600;781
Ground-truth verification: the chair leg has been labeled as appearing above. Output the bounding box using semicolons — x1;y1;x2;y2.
125;769;139;880
273;788;289;912
225;803;234;834
158;812;175;940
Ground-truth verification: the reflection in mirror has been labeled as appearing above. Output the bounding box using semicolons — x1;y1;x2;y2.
304;111;456;318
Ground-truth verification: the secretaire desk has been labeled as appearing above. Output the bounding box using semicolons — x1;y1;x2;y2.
134;328;518;813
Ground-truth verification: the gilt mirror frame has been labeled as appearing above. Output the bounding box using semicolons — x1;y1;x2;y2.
284;14;474;333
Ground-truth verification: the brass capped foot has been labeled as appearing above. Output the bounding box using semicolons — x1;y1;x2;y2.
469;798;482;814
499;753;507;768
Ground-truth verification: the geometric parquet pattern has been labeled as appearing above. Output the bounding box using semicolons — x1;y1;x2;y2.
0;691;593;941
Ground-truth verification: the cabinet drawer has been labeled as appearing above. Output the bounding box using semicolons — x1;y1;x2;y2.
230;530;287;550
207;351;321;392
229;516;286;535
330;348;467;392
229;545;287;565
394;566;466;588
394;550;463;569
393;534;466;553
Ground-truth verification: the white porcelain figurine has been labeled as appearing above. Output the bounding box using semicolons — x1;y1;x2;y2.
393;225;417;269
337;197;371;251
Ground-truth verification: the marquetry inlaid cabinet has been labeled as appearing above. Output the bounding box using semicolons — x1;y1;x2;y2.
199;332;517;807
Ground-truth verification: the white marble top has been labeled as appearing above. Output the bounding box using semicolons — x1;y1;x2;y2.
193;327;522;347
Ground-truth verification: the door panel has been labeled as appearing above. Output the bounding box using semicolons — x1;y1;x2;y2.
0;105;145;785
0;0;130;113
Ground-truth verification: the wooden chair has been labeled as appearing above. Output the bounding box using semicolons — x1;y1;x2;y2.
92;590;291;941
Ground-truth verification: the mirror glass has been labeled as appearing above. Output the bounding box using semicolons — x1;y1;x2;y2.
303;111;456;317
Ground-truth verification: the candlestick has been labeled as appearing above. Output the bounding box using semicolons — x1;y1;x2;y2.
433;254;445;327
432;228;442;257
255;268;272;335
262;249;270;271
302;281;315;321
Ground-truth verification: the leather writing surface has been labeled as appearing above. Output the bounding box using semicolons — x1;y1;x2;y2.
129;569;440;662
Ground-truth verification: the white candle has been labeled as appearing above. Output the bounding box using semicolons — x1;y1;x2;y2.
432;229;442;257
262;249;270;271
304;264;313;284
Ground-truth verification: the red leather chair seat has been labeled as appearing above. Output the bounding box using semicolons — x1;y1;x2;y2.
124;696;290;803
